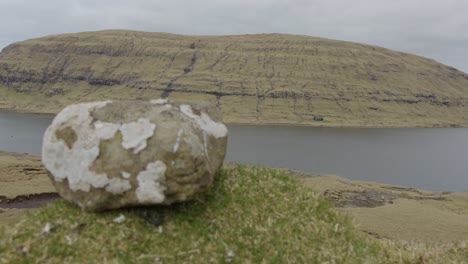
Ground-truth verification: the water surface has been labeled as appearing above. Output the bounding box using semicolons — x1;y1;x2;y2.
0;112;53;154
226;125;468;192
0;112;466;191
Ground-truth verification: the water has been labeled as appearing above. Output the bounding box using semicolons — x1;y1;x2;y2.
0;112;53;154
226;125;468;192
1;112;467;191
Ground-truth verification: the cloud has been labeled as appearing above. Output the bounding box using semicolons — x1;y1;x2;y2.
0;0;467;72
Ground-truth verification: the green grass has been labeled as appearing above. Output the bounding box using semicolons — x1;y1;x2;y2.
0;165;466;263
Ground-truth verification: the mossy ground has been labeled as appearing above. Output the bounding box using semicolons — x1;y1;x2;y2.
1;165;467;263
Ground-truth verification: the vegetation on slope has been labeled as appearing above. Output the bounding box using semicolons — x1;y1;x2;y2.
0;30;467;127
1;165;467;263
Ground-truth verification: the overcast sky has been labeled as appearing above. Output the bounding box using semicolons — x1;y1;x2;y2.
0;0;467;72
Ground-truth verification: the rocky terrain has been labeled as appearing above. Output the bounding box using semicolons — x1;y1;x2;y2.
0;30;467;127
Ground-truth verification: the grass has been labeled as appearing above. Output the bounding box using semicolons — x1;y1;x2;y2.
1;165;466;263
0;165;376;263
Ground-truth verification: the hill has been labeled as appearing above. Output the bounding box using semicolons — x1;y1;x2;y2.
0;30;467;127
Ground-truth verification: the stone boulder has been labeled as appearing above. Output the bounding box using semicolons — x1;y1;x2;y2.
42;99;228;211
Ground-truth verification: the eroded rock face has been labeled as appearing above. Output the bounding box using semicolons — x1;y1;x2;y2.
42;99;228;211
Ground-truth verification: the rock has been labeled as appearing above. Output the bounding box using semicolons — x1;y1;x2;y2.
313;115;324;121
42;99;228;211
113;214;126;224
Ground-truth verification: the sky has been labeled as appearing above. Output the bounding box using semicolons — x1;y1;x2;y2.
0;0;467;73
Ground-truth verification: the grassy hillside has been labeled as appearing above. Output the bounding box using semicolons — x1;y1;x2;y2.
2;165;467;263
0;30;467;127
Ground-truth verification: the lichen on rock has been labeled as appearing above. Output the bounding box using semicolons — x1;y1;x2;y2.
136;160;167;203
119;118;156;154
179;104;228;138
42;99;228;211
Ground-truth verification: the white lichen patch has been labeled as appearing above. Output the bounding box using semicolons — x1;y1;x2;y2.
202;131;210;161
136;160;167;203
105;178;132;194
121;171;131;179
120;118;156;154
173;129;184;153
179;104;228;138
42;101;122;192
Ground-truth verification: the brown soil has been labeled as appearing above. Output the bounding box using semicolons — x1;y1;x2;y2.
0;151;55;198
0;151;56;226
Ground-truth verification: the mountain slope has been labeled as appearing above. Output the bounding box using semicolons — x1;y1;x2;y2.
0;30;467;127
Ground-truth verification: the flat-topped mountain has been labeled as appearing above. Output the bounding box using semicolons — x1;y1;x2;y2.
0;30;467;127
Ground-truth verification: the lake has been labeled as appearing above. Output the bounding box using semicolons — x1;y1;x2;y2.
1;112;467;192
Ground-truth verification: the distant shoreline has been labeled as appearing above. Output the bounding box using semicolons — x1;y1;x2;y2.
0;107;465;128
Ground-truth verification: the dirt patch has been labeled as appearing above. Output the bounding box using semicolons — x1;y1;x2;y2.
0;151;55;198
302;174;468;242
323;189;449;208
0;151;57;226
0;192;61;209
323;190;398;208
